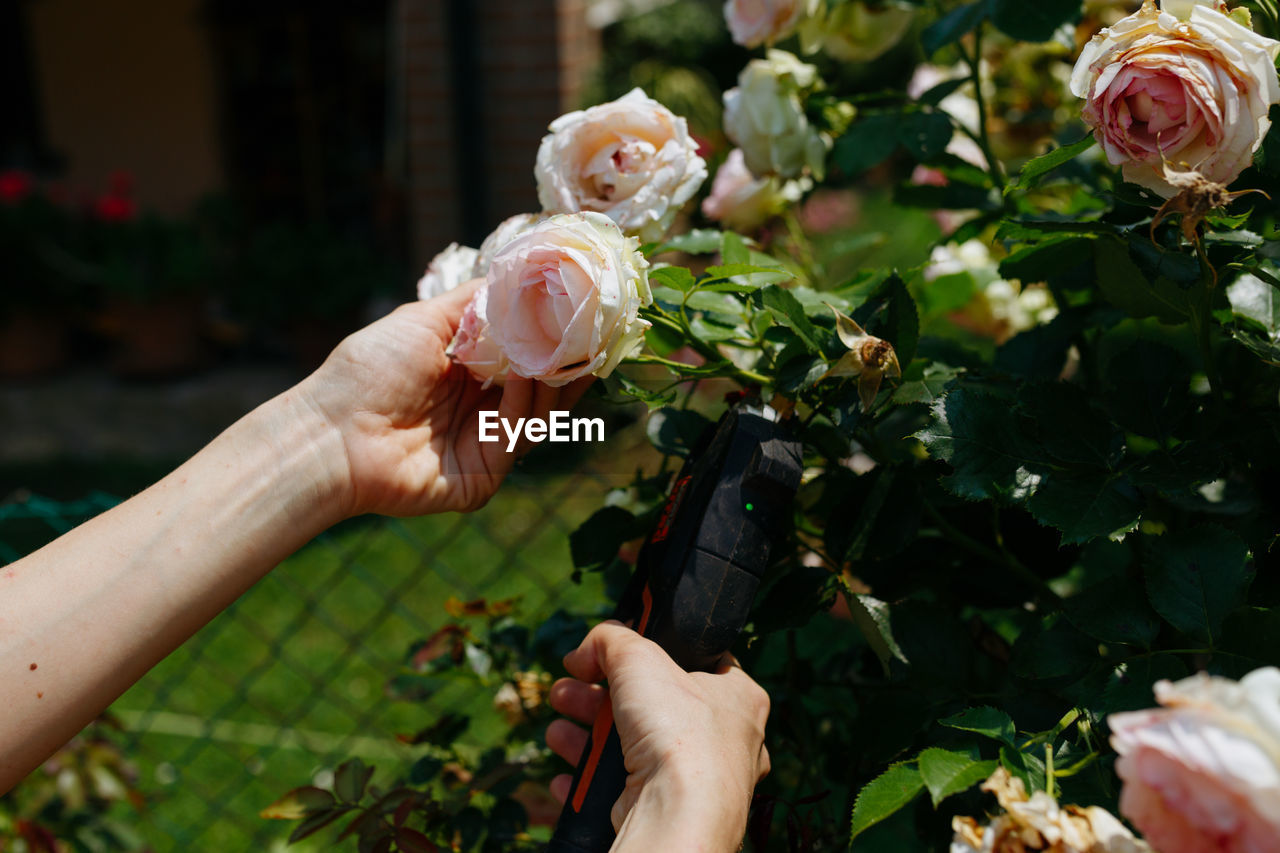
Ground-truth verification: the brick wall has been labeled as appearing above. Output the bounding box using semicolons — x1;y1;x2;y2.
400;0;601;271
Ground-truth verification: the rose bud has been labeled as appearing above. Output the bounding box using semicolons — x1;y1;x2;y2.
723;50;831;180
702;148;810;231
821;305;901;409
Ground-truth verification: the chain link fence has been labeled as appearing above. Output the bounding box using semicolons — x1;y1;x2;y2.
0;429;649;850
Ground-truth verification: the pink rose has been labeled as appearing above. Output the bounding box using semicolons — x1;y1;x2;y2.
1070;0;1280;196
1109;667;1280;853
535;89;707;242
449;287;508;387
453;212;651;388
701;148;808;230
725;0;811;48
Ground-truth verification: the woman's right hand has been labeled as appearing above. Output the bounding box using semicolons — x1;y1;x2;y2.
546;621;771;852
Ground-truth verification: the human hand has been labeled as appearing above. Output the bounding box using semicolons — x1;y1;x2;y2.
546;621;771;852
298;280;592;518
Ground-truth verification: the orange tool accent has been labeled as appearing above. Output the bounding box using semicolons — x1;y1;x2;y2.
572;694;614;813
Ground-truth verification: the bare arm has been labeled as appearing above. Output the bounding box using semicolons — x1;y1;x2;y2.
0;280;588;794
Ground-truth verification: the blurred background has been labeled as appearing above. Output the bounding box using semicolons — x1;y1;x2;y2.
0;0;942;849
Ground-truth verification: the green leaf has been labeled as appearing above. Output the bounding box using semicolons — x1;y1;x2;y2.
898;111;953;163
833;113;901;176
260;786;336;820
1227;270;1280;364
646;407;714;458
721;230;750;264
394;827;439;853
1145;525;1253;645
917;749;998;807
1011;619;1099;684
915;388;1044;501
701;262;793;290
569;507;638;572
849;273;920;367
1019;383;1120;468
754;285;822;352
1000;745;1047;793
990;0;1082;42
648;266;695;293
1011;136;1096;190
846;593;907;676
1094;238;1192;322
892;362;960;405
335;759;375;804
288;807;351;843
849;764;925;841
940;707;1016;747
998;235;1094;283
1065;576;1162;647
1128;240;1202;289
922;1;987;55
1028;472;1141;545
1101;657;1192;714
1100;340;1192;440
1221;608;1280;668
917;78;967;107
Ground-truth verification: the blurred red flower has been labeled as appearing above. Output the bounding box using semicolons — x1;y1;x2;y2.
0;170;33;204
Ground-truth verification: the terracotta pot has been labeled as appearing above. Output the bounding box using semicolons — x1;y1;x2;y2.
0;307;70;380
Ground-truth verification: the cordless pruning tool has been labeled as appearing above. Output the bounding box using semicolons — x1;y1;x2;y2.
547;404;804;853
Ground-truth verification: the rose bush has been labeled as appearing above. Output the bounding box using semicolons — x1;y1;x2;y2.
277;1;1280;850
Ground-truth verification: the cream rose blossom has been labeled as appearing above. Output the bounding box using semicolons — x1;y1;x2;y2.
455;212;651;388
701;148;809;230
448;286;508;387
534;89;707;243
416;242;480;301
1070;0;1280;196
724;0;812;48
723;50;831;180
1109;666;1280;853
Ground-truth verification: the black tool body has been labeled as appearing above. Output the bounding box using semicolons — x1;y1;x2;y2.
547;406;803;853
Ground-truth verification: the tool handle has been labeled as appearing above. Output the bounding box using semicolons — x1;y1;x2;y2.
546;695;626;853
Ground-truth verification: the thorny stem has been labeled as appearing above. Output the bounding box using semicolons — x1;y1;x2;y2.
640;310;771;386
922;500;1064;609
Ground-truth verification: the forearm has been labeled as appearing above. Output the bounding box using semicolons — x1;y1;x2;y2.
0;387;349;793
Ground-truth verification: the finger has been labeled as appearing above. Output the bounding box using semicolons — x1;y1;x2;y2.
513;378;563;457
558;375;596;412
422;278;486;338
546;718;591;766
562;620;641;683
477;376;534;473
549;678;608;723
550;773;573;805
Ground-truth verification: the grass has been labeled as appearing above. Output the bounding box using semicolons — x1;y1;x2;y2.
2;455;632;851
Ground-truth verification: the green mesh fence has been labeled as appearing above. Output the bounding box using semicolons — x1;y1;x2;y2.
0;452;638;850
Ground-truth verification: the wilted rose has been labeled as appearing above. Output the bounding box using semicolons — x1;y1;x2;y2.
535;89;707;242
702;148;809;230
1070;0;1280;196
1109;666;1280;853
725;0;812;48
798;1;914;63
416;242;480;301
723;50;831;180
458;212;650;388
952;768;1152;853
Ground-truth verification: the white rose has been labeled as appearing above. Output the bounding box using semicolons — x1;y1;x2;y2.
724;0;814;48
416;242;479;301
701;148;809;230
723;50;831;180
535;89;707;243
476;212;651;387
473;213;547;276
1108;667;1280;853
1070;0;1280;195
798;1;914;63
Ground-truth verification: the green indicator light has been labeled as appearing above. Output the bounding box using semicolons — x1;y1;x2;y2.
745;503;755;512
